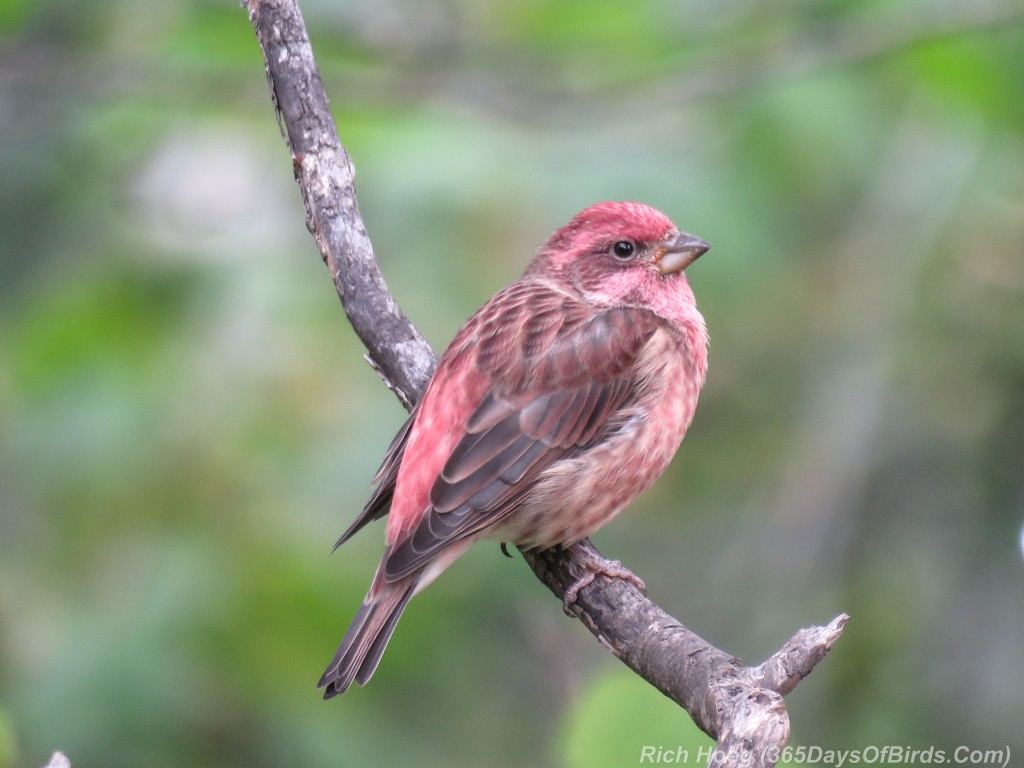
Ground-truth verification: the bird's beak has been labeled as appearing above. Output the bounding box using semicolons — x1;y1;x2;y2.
657;231;710;275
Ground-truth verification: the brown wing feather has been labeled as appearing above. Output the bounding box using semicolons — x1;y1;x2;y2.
382;292;662;581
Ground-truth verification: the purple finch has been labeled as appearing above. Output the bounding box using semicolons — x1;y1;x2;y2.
320;201;709;697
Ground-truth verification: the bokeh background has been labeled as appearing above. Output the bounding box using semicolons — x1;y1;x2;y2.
2;1;1023;766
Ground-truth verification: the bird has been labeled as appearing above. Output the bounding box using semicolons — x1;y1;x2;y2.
319;201;709;697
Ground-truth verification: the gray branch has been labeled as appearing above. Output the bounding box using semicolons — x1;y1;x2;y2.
246;0;435;406
245;2;847;765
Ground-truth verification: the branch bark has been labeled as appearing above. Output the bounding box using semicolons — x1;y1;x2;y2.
245;2;848;765
245;0;435;407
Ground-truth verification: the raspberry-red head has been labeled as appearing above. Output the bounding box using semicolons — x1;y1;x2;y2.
525;201;709;320
542;202;676;259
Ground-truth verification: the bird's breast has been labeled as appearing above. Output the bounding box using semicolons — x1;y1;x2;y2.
493;324;705;549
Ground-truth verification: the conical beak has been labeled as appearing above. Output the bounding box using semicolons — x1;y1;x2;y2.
657;231;710;275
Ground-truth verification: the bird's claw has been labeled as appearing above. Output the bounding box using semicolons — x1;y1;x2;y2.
561;556;647;616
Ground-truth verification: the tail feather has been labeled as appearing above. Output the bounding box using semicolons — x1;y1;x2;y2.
318;578;418;698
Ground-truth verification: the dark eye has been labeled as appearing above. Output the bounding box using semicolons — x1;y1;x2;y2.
612;240;635;259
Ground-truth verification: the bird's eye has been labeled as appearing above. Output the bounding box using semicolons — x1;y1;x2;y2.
612;240;635;259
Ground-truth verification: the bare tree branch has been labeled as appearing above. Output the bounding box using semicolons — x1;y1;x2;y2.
524;540;848;765
245;0;435;407
245;2;847;765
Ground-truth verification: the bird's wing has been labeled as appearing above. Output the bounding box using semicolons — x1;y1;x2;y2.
382;286;664;581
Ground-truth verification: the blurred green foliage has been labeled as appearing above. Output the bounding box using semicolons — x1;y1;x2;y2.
1;1;1023;766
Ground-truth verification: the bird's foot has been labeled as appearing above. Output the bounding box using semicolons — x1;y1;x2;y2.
562;548;647;616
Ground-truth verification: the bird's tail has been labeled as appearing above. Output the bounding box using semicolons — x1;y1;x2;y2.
318;576;419;698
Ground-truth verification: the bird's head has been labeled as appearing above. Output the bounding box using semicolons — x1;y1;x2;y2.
526;201;709;317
